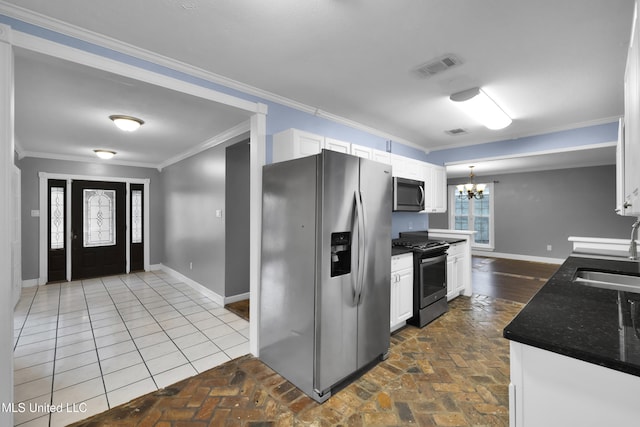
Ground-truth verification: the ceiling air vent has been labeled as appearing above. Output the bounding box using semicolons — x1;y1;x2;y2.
445;128;468;136
414;54;463;78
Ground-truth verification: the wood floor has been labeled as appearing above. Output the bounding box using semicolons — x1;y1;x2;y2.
471;256;559;304
70;256;559;426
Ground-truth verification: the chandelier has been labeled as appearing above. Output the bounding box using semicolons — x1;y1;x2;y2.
456;166;486;199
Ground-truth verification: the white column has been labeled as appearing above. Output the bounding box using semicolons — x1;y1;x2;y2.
249;105;267;356
0;23;15;427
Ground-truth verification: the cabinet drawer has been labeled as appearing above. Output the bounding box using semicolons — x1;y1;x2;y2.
391;253;413;271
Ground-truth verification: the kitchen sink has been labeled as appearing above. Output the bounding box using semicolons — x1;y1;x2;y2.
573;270;640;294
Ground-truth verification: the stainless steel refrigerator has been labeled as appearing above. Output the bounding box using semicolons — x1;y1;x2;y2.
260;149;392;403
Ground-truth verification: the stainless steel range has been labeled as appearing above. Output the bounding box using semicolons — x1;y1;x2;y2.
394;232;449;327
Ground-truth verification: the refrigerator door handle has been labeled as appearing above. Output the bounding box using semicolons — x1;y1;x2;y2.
356;190;367;305
351;191;360;305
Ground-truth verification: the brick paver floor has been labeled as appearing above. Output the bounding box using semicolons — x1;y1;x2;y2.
70;294;522;426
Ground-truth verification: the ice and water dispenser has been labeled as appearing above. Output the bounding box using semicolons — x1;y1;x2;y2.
330;232;351;277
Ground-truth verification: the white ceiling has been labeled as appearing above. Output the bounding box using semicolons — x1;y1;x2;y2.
445;143;617;178
13;47;252;167
1;0;635;169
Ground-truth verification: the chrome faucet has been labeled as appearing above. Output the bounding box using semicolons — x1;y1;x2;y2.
630;219;640;260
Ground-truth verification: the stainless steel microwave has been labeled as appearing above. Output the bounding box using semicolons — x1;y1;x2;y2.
393;177;425;211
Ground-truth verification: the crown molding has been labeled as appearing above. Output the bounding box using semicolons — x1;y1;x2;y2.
157;120;251;171
22;151;159;169
0;1;422;149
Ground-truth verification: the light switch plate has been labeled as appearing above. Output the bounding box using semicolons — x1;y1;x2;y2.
31;210;40;217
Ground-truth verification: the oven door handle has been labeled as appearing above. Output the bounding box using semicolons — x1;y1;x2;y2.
420;253;447;264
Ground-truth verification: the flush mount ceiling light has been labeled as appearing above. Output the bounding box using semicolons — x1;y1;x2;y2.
456;166;486;199
109;115;144;132
94;149;116;160
450;87;512;130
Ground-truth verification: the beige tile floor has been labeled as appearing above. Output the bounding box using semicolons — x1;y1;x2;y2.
12;270;249;427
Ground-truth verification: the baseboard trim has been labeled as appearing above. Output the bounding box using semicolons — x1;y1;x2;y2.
22;278;39;288
224;292;249;305
147;264;162;271
473;250;565;265
158;264;225;306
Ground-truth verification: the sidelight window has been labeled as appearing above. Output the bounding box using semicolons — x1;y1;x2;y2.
83;189;116;247
50;186;65;249
131;190;142;244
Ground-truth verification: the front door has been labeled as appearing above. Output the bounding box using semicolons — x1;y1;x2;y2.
71;180;126;280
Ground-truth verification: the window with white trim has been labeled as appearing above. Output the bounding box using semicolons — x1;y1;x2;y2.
449;183;495;249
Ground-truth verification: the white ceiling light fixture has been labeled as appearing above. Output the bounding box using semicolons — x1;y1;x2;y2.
109;114;144;132
450;87;512;130
94;149;116;160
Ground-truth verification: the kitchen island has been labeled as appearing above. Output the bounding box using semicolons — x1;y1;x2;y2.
503;255;640;426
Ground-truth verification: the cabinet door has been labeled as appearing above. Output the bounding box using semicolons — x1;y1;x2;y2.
433;166;447;212
351;144;373;159
454;255;466;294
422;163;435;212
391;154;421;180
272;129;324;162
624;8;640;216
390;275;398;328
419;163;447;213
446;257;456;297
324;137;350;154
616;118;627;215
396;268;414;322
372;149;392;165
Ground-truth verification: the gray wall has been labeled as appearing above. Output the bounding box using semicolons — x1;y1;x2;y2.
225;140;250;298
162;144;226;296
162;132;249;298
429;165;636;259
18;157;164;280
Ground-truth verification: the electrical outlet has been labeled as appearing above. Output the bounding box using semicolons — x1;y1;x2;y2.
547;245;552;251
189;262;193;270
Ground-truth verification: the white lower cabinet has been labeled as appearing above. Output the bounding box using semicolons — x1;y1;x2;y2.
428;230;474;299
390;253;413;332
446;242;467;299
509;342;640;427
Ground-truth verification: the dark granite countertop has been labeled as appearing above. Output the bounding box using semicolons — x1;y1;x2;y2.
503;255;640;376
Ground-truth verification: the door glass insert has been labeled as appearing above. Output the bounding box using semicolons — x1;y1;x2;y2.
131;190;142;244
50;186;65;249
83;189;116;247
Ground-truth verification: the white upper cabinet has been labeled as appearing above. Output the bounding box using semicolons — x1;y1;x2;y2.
372;149;392;165
272;129;324;163
391;154;422;180
351;144;373;159
324;137;351;154
616;118;627;216
421;163;447;213
272;129;446;212
624;4;640;216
